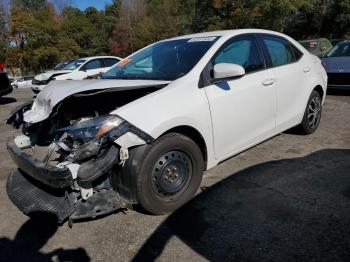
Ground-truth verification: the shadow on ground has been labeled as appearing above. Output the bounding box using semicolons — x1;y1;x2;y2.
0;97;17;105
0;213;90;262
134;149;350;262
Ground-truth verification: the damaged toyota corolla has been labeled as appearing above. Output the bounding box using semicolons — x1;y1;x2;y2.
6;29;327;223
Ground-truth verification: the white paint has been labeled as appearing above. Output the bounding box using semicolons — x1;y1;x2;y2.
24;29;327;171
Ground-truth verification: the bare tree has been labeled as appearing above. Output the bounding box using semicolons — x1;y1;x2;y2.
119;0;146;53
51;0;72;14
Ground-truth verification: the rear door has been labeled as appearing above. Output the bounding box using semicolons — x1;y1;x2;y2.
258;34;309;131
204;35;277;160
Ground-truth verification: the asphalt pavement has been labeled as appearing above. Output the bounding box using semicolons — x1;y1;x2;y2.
0;88;349;262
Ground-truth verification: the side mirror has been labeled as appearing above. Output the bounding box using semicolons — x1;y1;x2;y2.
80;67;87;72
213;63;245;81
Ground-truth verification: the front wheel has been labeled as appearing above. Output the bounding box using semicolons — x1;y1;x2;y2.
299;90;322;134
129;133;204;215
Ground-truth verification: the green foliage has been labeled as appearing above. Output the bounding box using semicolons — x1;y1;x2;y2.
3;0;350;74
6;1;120;74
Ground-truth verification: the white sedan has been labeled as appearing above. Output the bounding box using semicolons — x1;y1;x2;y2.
31;56;122;94
7;29;327;222
11;76;34;88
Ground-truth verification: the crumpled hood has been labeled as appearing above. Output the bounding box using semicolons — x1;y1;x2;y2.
24;79;170;123
322;57;350;73
34;70;72;81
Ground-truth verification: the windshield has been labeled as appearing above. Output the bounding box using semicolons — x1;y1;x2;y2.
53;60;73;70
62;59;86;70
327;42;350;57
102;37;219;81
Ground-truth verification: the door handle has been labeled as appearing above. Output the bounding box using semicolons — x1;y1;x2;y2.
303;67;311;73
262;78;276;86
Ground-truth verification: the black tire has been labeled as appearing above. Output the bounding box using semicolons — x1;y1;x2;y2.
299;90;322;135
13;85;18;89
128;133;204;215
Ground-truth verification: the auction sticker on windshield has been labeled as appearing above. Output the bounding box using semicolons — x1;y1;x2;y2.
188;37;217;42
117;58;132;67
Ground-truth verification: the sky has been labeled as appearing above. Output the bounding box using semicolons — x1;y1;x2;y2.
73;0;113;11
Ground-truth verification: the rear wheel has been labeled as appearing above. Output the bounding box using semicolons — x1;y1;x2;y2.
130;133;204;214
299;90;322;134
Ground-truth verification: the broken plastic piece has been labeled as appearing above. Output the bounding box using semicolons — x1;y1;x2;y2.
119;146;129;166
80;182;93;200
14;135;31;149
57;161;80;179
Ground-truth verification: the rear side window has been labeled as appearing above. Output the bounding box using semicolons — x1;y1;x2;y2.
83;59;102;70
214;36;264;73
103;58;120;67
263;36;296;67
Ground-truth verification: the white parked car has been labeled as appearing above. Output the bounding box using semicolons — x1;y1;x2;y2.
31;56;122;94
7;29;327;223
11;76;34;88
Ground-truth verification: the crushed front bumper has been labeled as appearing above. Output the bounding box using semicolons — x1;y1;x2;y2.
7;143;73;188
6;142;126;223
7;171;126;223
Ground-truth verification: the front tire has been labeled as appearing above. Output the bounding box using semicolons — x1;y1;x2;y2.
299;90;322;134
131;133;204;215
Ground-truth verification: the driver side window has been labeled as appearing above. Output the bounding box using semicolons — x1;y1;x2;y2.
213;37;264;73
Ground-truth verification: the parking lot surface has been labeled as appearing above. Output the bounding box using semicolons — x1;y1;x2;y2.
0;89;349;262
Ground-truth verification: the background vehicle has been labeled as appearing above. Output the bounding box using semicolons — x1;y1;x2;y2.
0;72;13;97
299;38;333;57
31;56;122;94
330;39;346;46
7;29;327;223
11;76;34;89
322;40;350;89
51;59;74;71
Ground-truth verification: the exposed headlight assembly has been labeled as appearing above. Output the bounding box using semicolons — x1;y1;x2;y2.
59;115;125;142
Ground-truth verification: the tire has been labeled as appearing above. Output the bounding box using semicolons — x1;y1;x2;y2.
128;133;204;215
299;90;322;135
13;85;18;89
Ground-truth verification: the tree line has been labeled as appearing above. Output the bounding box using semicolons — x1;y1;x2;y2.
1;0;349;75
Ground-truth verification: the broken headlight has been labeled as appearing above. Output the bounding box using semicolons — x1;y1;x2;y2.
60;115;125;142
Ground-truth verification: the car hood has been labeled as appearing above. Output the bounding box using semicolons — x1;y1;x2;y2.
23;79;170;123
322;57;350;73
34;70;72;81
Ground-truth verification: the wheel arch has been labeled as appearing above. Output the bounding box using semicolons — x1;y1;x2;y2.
313;85;325;101
160;125;208;170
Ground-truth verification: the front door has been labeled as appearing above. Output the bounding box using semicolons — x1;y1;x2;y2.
204;35;277;160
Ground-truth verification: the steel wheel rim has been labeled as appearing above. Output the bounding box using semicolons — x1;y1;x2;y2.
151;150;192;200
307;97;321;129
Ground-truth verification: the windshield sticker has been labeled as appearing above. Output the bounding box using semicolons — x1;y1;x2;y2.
117;58;132;67
188;37;217;43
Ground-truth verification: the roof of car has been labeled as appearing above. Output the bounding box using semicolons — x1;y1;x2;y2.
81;56;122;61
167;29;291;41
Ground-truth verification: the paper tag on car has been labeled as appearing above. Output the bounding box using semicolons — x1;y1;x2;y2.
188;37;217;42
